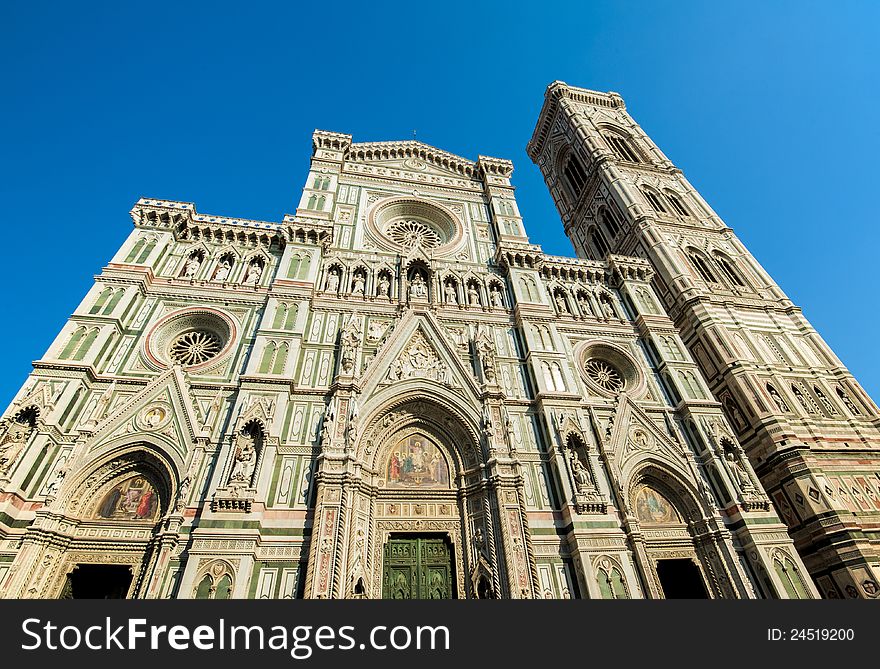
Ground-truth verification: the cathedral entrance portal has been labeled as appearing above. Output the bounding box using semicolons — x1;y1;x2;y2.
382;536;454;599
656;559;708;599
59;564;134;599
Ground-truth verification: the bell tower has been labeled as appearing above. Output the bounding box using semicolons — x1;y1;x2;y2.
528;81;880;598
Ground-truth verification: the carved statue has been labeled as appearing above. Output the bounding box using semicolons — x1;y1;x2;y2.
339;315;362;375
351;273;365;295
228;435;257;486
554;292;569;314
184;254;201;278
475;325;497;383
726;450;752;491
444;282;457;305
490;285;504;307
600;295;616;320
213;259;231;282
570;452;593;492
244;261;263;285
176;474;192;511
768;386;789;413
326;268;340;293
376;275;390;297
409;272;428;299
577;294;592;317
0;420;31;475
467;284;480;306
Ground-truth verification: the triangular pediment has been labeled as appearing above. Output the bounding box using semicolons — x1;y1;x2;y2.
605;393;688;475
82;366;202;461
360;310;481;401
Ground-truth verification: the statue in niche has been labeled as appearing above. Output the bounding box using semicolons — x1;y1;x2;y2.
184;253;202;278
351;272;365;295
326;268;340;293
554;292;569;314
444;282;457;305
768;386;789;413
475;325;497;383
490;285;504;307
228;433;257;486
376;274;390;297
577;294;592;317
0;419;32;475
244;261;263;285
600;295;616;320
213;259;232;282
339;315;362;375
467;284;480;306
409;272;428;299
175;474;192;511
570;451;594;492
725;450;753;491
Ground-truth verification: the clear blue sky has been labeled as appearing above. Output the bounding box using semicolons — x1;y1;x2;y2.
1;1;878;405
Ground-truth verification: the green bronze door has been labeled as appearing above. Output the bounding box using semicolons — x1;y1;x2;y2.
382;537;453;599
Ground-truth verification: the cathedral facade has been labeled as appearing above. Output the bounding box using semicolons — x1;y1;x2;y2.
0;82;876;599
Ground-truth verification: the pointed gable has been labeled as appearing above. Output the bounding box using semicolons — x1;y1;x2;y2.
84;366;203;462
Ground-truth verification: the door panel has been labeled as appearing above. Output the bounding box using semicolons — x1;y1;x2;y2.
383;537;453;599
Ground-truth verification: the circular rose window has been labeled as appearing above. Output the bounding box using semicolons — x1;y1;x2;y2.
577;342;644;397
368;198;463;255
584;359;624;393
169;330;223;366
144;308;236;372
386;219;443;250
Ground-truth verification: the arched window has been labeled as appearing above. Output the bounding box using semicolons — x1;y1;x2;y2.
642;188;668;214
72;328;100;361
90;288;113;314
307;194;317;209
287;254;301;279
103;289;125;315
551;362;565;391
317;195;326;210
664;190;690;217
284;303;298;330
258;342;277;374
603;132;642;163
598;567;628;599
713;252;746;288
773;555;810;599
562;152;588;201
600;208;620;239
272;303;288;330
125;239;146;263
589;227;610;258
687;249;718;283
272;342;289;375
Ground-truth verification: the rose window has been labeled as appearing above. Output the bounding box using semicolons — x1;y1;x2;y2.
584;359;624;393
169;330;222;366
386;219;442;250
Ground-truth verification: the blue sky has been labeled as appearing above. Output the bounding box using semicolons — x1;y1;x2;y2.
1;1;878;404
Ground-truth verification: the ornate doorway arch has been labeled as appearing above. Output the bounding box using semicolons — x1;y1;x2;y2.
2;445;179;599
304;390;536;599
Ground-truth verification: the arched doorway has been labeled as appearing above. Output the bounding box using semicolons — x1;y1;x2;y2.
304;386;536;600
7;447;177;599
628;469;722;599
